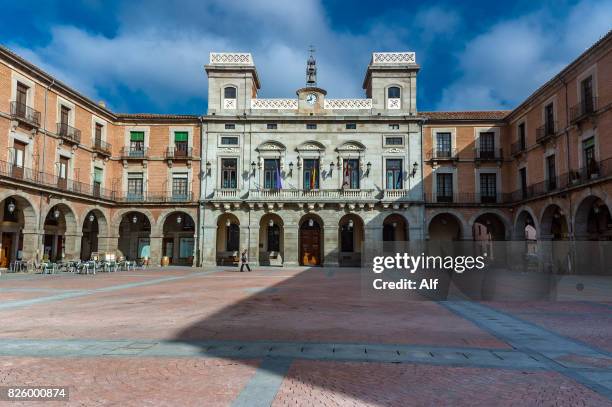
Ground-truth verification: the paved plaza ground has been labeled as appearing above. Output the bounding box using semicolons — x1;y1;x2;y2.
0;266;611;406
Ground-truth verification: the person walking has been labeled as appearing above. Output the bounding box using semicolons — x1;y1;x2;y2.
240;249;252;272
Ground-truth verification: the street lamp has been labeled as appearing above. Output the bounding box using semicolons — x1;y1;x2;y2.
348;219;354;229
411;162;419;177
269;219;274;227
53;208;60;219
308;218;314;227
88;213;95;222
176;215;182;224
132;214;138;224
226;219;231;227
7;201;15;213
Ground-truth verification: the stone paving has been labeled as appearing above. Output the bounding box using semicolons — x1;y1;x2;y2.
0;266;610;406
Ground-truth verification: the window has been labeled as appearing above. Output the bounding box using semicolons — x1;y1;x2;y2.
341;224;354;252
546;155;556;190
172;173;189;199
545;103;554;135
129;131;145;157
93;167;103;197
306;123;317;130
303;159;319;190
581;76;594;113
519;168;528;198
386;159;402;190
267;224;280;252
436;173;453;202
436;132;452;158
385;136;403;146
11;140;26;179
16;82;28;107
267;123;278;130
342;159;360;189
388;87;401;98
224;87;237;99
518;123;526;150
479;132;495;158
221;158;237;189
263;159;281;189
345;123;356;130
95;123;103;143
58;157;68;180
60;105;70;126
583;137;597;177
127;172;144;200
389;124;400;130
226;224;239;252
224;123;236;130
174;132;188;157
220;136;239;145
480;173;497;203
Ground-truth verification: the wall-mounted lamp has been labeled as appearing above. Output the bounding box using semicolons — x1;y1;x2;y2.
411;162;419;177
53;208;61;219
226;219;231;227
288;162;294;177
348;219;354;229
205;161;212;176
88;213;95;222
329;161;335;175
250;161;256;176
176;215;182;224
366;162;372;177
308;218;314;227
392;222;397;228
593;205;601;214
132;214;138;224
7;201;16;213
268;219;274;227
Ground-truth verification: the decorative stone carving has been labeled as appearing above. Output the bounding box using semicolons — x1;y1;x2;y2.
223;99;237;109
324;99;372;109
372;52;416;64
219;147;240;154
251;99;298;110
387;98;401;109
210;53;253;65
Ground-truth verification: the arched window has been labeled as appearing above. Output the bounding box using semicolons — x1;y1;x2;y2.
388;86;401;99
224;86;237;99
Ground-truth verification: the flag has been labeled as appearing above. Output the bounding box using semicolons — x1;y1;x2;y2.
343;161;350;189
396;170;402;189
310;165;316;190
275;161;282;189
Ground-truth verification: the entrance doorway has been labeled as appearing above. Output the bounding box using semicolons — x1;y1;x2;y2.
299;217;321;266
0;234;12;268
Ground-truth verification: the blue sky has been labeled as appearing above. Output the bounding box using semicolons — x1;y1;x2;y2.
2;0;610;114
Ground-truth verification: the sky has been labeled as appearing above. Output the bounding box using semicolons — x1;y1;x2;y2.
1;0;610;114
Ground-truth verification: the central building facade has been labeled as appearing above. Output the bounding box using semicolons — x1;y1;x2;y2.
200;52;424;266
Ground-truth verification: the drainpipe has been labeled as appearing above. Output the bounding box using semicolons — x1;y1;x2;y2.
36;78;55;261
420;117;427;238
198;115;206;267
561;77;573;240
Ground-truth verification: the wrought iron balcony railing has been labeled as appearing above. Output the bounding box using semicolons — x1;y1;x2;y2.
536;121;557;143
114;191;193;203
121;147;149;159
165;147;194;159
10;101;41;127
93;137;112;156
474;148;503;160
511;140;526;156
57;122;81;144
570;97;597;123
426;148;458;160
425;193;511;205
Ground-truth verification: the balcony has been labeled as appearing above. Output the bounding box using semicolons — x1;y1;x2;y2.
57;122;81;145
248;188;376;202
165;147;194;160
381;189;420;202
0;160;114;200
425;193;510;205
570;97;597;123
10;101;41;127
426;148;458;162
121;147;149;160
511;141;526;156
536;121;557;144
474;148;503;162
115;190;193;203
212;188;243;201
93;138;112;156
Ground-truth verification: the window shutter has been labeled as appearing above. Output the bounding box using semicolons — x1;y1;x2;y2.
130;131;145;142
174;132;188;142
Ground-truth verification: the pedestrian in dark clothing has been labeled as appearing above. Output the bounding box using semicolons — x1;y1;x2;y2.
240;249;251;272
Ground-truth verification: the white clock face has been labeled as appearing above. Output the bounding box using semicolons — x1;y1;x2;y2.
306;93;317;105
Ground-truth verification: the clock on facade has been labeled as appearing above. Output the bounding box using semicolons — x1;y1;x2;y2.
305;93;317;105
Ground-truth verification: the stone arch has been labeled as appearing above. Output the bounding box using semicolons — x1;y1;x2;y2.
80;208;110;260
42;201;79;260
298;213;324;266
427;212;464;241
0;193;39;264
513;208;539;240
336;141;366;152
258;212;285;266
540;204;569;240
469;209;512;240
472;212;508;241
573;195;612;240
216;212;241;265
117;211;153;261
111;208;156;234
296;140;326;152
160;210;197;265
426;210;467;240
381;213;409;241
338;213;365;267
154;208;198;236
256;140;287;152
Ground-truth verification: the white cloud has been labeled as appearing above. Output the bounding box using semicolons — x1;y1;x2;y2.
437;0;612;110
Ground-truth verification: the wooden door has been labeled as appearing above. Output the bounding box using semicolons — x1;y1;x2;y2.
300;225;321;266
0;234;12;268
